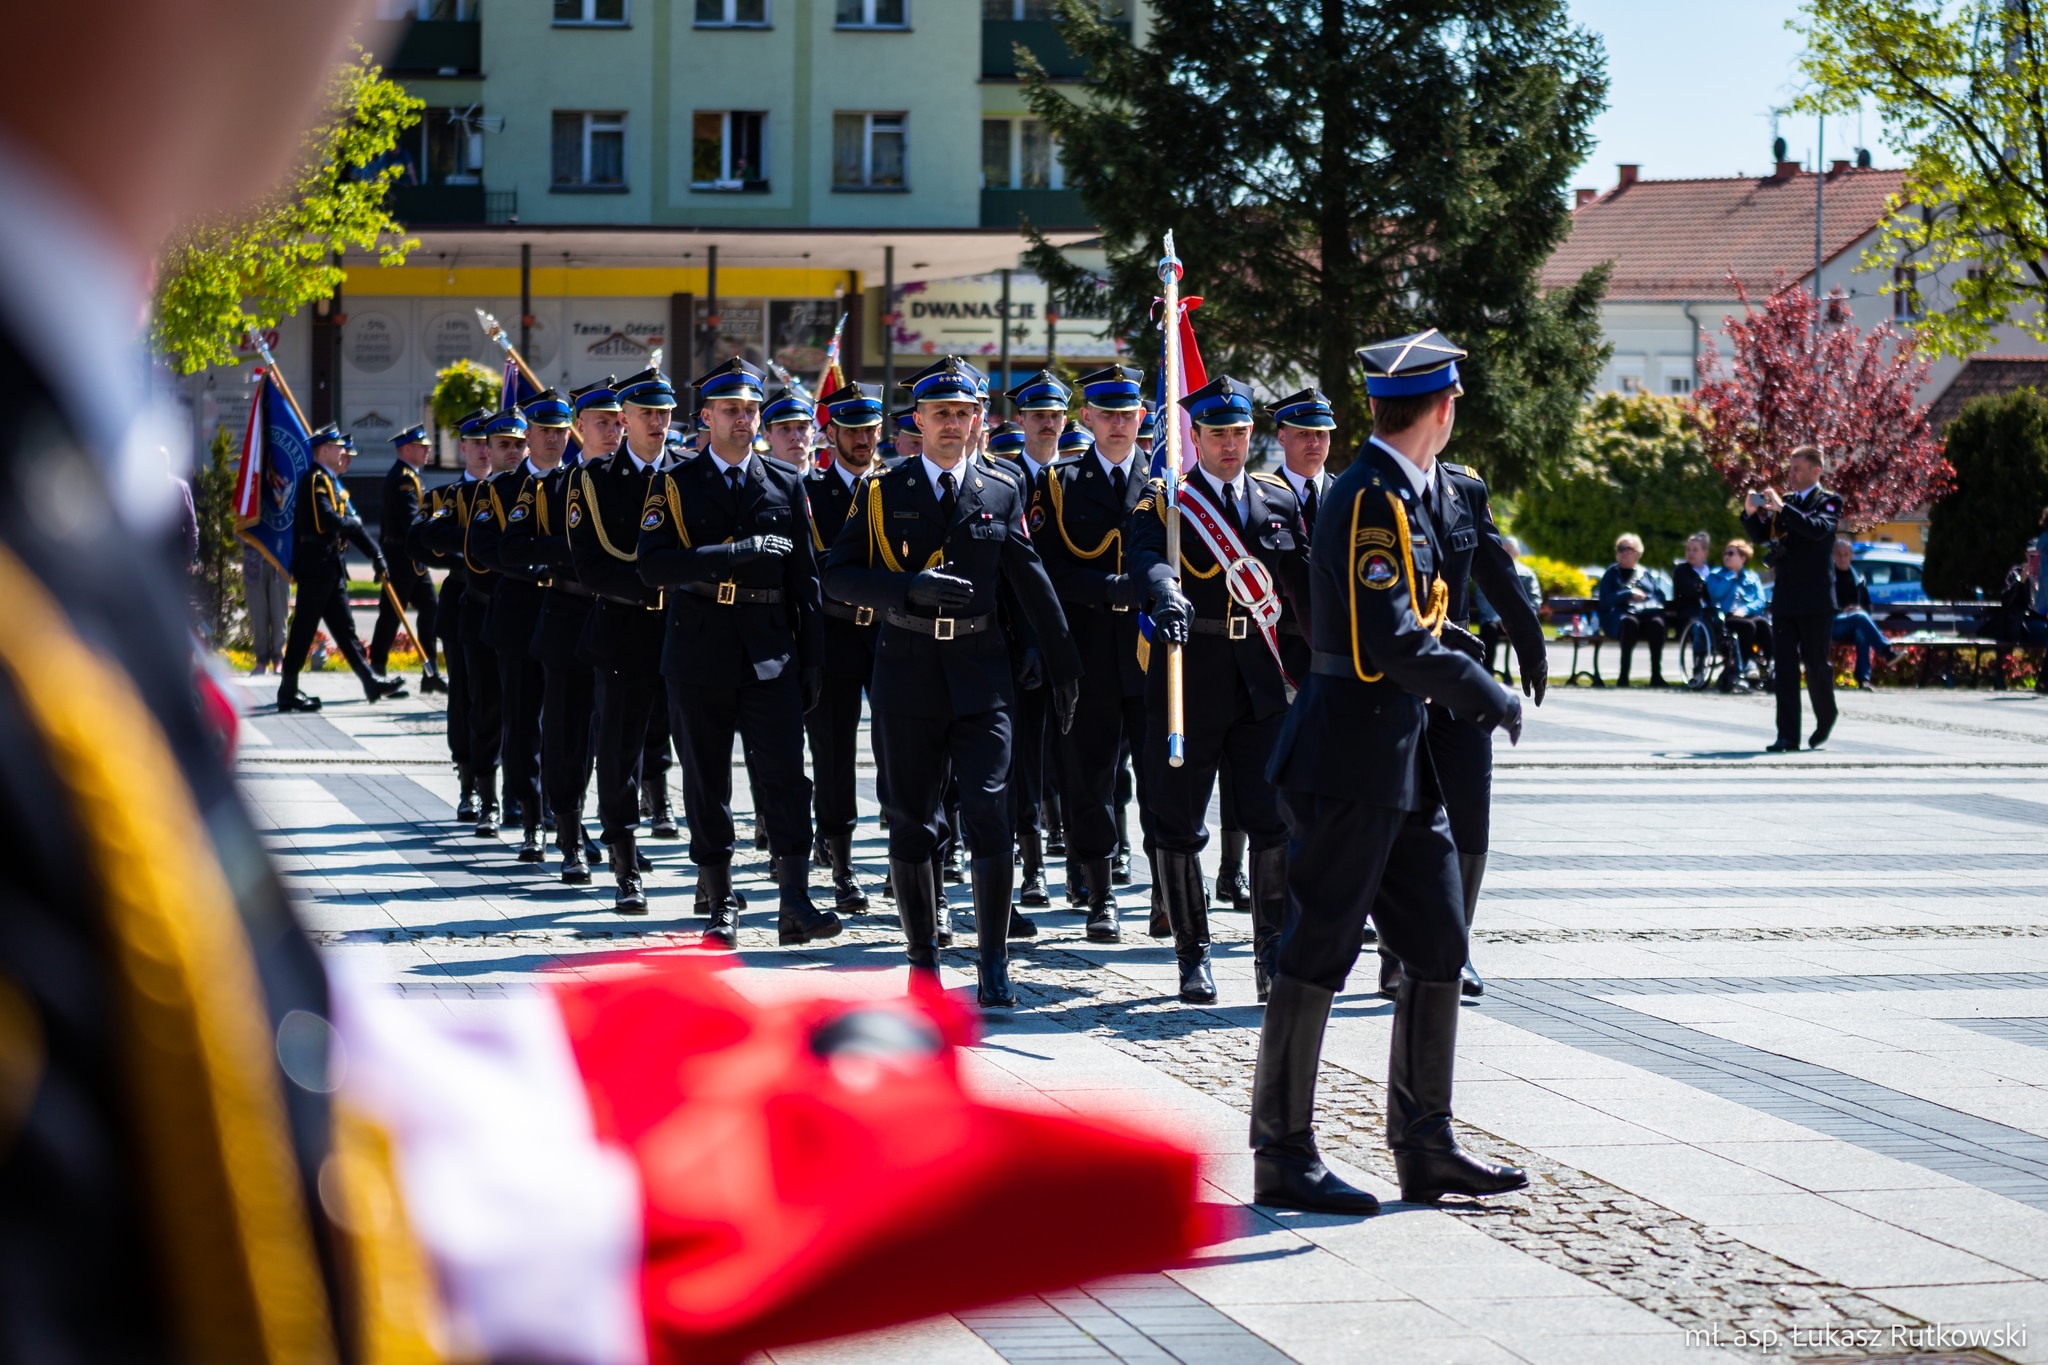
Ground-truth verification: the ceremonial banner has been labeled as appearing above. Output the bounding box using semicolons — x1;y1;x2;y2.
1149;297;1207;482
233;373;312;575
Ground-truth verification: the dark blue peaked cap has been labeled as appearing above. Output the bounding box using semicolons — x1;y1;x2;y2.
903;355;985;403
618;367;678;408
1268;387;1336;429
1077;364;1144;411
762;387;816;425
571;377;622;414
1004;368;1071;412
692;356;767;402
1178;375;1256;427
819;380;884;428
456;408;493;438
484;407;529;438
1058;423;1095;455
389;422;430;446
1357;329;1466;398
985;421;1027;455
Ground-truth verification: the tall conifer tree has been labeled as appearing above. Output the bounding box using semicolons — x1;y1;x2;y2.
1021;0;1609;487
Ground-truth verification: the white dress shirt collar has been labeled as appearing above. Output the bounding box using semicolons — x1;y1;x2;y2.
1196;465;1247;506
920;454;966;499
835;459;868;491
1370;435;1434;500
1094;448;1137;483
1281;465;1324;501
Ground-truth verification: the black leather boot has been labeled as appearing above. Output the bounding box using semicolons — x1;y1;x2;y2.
419;670;449;695
1251;976;1380;1215
1378;949;1403;1000
775;854;843;946
698;862;740;949
1156;850;1215;1003
1148;874;1170;939
931;854;954;946
813;827;831;869
1458;852;1487;999
610;831;646;914
558;812;590;885
1388;977;1527;1203
1018;826;1050;907
1065;856;1090;909
473;768;499;838
1216;828;1251;911
1113;806;1134;885
455;765;477;821
945;816;966;883
971;855;1018;1011
827;832;871;913
516;814;545;863
892;857;941;977
1249;843;1287;1004
647;772;679;839
1082;857;1119;942
1042;795;1065;856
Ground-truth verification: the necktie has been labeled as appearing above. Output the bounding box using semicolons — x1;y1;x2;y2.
1111;465;1128;505
938;469;957;525
727;466;744;500
1221;479;1242;532
1301;478;1319;535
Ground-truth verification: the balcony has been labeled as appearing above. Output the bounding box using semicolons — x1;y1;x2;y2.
389;20;481;76
981;188;1093;231
388;183;486;225
982;18;1126;80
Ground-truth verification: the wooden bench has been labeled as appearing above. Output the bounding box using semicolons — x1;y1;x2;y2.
1543;597;1613;685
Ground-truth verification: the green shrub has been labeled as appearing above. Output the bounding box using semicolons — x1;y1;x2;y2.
1519;554;1592;599
1925;387;2048;599
430;359;499;441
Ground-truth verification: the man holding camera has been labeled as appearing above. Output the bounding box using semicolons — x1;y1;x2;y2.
1741;445;1842;751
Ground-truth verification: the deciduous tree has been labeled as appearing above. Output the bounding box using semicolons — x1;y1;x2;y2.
1692;281;1951;529
152;47;420;374
1019;0;1609;489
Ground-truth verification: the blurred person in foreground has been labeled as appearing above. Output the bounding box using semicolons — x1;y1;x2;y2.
0;6;1211;1360
1830;538;1898;688
1595;532;1668;687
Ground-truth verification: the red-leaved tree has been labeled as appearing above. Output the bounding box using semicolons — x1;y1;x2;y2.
1692;280;1953;529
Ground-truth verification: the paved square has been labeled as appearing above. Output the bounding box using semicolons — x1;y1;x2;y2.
236;671;2048;1364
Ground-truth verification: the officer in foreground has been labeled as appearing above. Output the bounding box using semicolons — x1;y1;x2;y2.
1742;443;1843;751
823;356;1080;1009
1253;330;1526;1215
370;422;444;689
276;425;405;711
1130;377;1309;1004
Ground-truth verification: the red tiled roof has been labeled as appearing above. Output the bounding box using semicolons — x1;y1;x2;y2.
1541;167;1908;301
1926;355;2048;431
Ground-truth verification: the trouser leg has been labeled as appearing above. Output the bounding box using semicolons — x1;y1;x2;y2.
593;667;659;843
541;659;597;841
668;680;742;866
1796;611;1837;735
277;562;333;699
499;652;544;837
804;669;864;840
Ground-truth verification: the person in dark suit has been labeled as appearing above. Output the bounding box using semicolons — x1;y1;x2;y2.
1128;377;1310;1004
806;379;890;914
569;368;675;911
1254;329;1525;1216
637;357;841;952
411;415;492;818
277;425;405;711
1033;364;1153;941
1003;375;1078;888
1373;450;1548;1002
369;422;444;689
420;408;506;833
823;356;1081;1010
1742;444;1843;750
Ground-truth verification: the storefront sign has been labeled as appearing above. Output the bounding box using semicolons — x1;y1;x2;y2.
894;273;1113;360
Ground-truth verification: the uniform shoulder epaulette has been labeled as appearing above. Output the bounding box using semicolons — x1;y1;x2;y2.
977;460;1018;488
1251;471;1290;490
1051;455;1087;471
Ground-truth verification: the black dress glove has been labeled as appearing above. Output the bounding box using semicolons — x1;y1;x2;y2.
1106;573;1149;609
727;534;794;565
1018;647;1044;690
1519;650;1549;707
1149;584;1192;643
802;666;824;714
1052;678;1080;735
371;554;390;582
906;569;975;609
1497;690;1524;746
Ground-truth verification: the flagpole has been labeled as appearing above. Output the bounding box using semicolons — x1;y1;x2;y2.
248;329;436;683
816;312;847;395
477;308;543;390
1159;233;1186;769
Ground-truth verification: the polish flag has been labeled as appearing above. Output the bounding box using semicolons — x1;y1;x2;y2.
331;958;1224;1364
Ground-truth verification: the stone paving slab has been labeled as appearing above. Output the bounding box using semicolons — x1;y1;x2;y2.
231;672;2048;1363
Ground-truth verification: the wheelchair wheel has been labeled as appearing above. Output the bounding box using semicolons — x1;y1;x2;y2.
1677;617;1716;691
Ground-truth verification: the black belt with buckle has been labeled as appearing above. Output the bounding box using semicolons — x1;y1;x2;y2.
683;581;785;606
466;577;494;600
824;601;878;627
599;592;663;612
1310;650;1368;677
551;579;596;599
1189;615;1252;640
884;610;996;641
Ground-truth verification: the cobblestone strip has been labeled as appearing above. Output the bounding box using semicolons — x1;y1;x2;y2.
999;945;1953;1364
1478;924;2048;944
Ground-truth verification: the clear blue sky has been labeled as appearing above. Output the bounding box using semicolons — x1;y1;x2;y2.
1565;0;1896;188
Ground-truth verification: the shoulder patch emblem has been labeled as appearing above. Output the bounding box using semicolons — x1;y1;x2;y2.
1359;551;1399;589
473;505;493;522
508;504;528;522
642;507;665;530
1028;506;1046;531
567;503;583;528
1354;526;1396;549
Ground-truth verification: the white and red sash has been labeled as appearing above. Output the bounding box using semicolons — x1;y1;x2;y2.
1176;478;1294;685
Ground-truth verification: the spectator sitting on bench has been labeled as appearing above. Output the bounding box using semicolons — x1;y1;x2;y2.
1671;531;1712;625
1597;532;1669;687
1709;539;1773;690
1831;538;1898;687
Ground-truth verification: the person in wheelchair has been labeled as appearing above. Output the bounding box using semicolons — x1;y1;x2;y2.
1708;538;1774;690
1670;532;1718;689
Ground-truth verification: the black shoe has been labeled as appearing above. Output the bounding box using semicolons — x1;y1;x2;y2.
977;961;1018;1011
516;824;545;863
1082;859;1119;942
892;857;941;972
649;801;680;839
1461;963;1484;998
1809;719;1834;749
276;691;323;712
774;855;843;946
610;832;647;914
561;841;591;885
1009;908;1037;938
1065;858;1090;909
699;862;740;949
1389;978;1527;1202
1112;848;1133;885
474;803;500;839
753;826;769;852
1765;738;1798;753
1216;829;1250;910
931;856;955;947
1018;827;1050;907
826;833;871;914
972;855;1019;1011
419;673;450;695
1253;1151;1383;1215
364;675;408;702
455;767;478;821
1157;850;1216;1004
1378;951;1402;1001
1252;976;1378;1214
945;843;966;884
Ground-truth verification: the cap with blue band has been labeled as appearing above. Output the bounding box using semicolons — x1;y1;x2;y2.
1267;387;1337;429
389;422;430;447
1058;423;1095;456
904;355;985;405
571;377;622;414
986;422;1026;456
1076;364;1144;411
692;357;767;403
762;387;816;425
819;380;884;428
484;407;529;438
456;409;493;439
1004;368;1072;412
1177;376;1256;428
618;367;679;408
521;388;573;428
1357;329;1466;398
891;405;920;435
